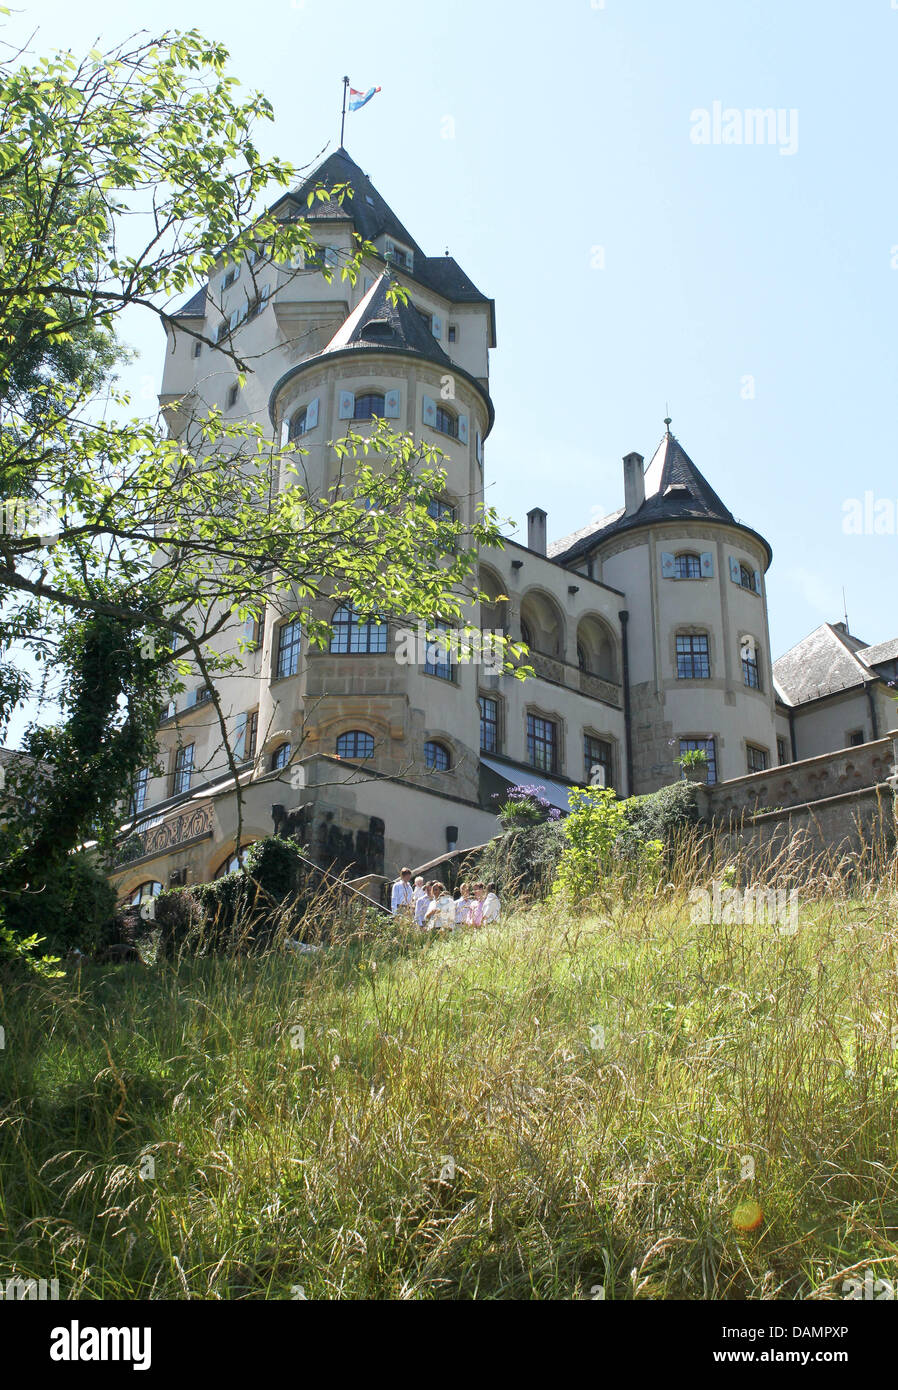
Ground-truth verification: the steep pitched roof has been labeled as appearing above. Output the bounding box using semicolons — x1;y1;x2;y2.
318;271;453;366
773;623;874;706
858;637;898;668
287;147;424;256
170;284;207;319
549;429;768;563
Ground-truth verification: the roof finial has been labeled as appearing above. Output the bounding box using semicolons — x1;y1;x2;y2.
664;404;672;434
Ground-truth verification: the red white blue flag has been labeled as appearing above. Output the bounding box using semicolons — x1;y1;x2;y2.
348;85;381;112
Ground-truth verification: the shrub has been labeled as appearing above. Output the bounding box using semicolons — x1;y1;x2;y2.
552;786;663;905
470;821;565;901
1;848;117;957
623;781;704;846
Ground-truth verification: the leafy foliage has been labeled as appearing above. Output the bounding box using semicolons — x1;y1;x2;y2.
623;781;705;847
470;821;566;901
552;786;663;906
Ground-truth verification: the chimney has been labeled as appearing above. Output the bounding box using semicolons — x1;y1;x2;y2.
527;507;547;555
623;452;645;516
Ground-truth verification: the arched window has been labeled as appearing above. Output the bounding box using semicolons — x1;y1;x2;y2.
434;406;458;438
214;846;251;878
739;563;758;592
336;730;375;760
330;604;388;654
270;742;291;771
354;393;385;420
288;407;308;440
675;553;702;579
128;881;163;906
424;740;450;771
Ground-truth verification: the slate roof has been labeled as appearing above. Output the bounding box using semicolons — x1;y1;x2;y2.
858;637;898;668
287;148;423;253
548;429;770;564
773;623;874;706
283;148;491;306
170;284;207;319
318;271;453;366
172;147;492;322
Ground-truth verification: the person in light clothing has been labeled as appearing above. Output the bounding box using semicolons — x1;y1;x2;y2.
466;883;485;928
390;867;414;916
425;882;456;931
414;879;431;928
481;882;501;924
454;881;471;926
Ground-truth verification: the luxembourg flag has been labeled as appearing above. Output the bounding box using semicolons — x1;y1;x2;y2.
349;84;381;112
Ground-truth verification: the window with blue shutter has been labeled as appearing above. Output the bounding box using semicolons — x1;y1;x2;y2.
305;397;319;431
457;413;469;444
338;390;355;420
431;314;442;339
753;569;762;594
729;556;741;584
475;431;483;466
700;552;714;577
422;394;437;427
661;552;676;579
384;389;400;419
234;712;248;761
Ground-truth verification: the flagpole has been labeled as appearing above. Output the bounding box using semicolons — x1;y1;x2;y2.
340;76;349;147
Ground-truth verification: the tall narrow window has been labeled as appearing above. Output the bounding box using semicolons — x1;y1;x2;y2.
741;636;760;689
276;619;302;678
479;695;499;753
746;745;768;774
270;742;291;771
777;736;789;765
676;633;710;680
173;744;195;795
527;714;558;773
584;735;613;788
424;621;452;680
424;741;450;771
130;767;149;817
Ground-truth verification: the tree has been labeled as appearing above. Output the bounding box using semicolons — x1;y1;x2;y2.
0;28;525;934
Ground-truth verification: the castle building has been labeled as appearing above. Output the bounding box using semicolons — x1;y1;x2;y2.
109;149;897;906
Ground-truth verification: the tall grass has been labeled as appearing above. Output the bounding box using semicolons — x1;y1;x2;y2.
1;832;897;1299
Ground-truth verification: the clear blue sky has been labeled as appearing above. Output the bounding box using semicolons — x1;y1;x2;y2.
8;0;898;679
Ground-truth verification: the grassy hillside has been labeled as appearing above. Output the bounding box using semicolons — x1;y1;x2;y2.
1;883;897;1299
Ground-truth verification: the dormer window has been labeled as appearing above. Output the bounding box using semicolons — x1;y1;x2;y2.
384;238;413;272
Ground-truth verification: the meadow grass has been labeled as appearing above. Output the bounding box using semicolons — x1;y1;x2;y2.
1;853;898;1300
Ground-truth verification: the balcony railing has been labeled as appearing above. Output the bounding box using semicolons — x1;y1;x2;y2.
525;650;622;708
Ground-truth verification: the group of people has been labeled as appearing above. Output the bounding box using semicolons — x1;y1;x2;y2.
390;868;501;930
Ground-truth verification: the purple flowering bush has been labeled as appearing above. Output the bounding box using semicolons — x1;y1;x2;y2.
492;784;563;825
